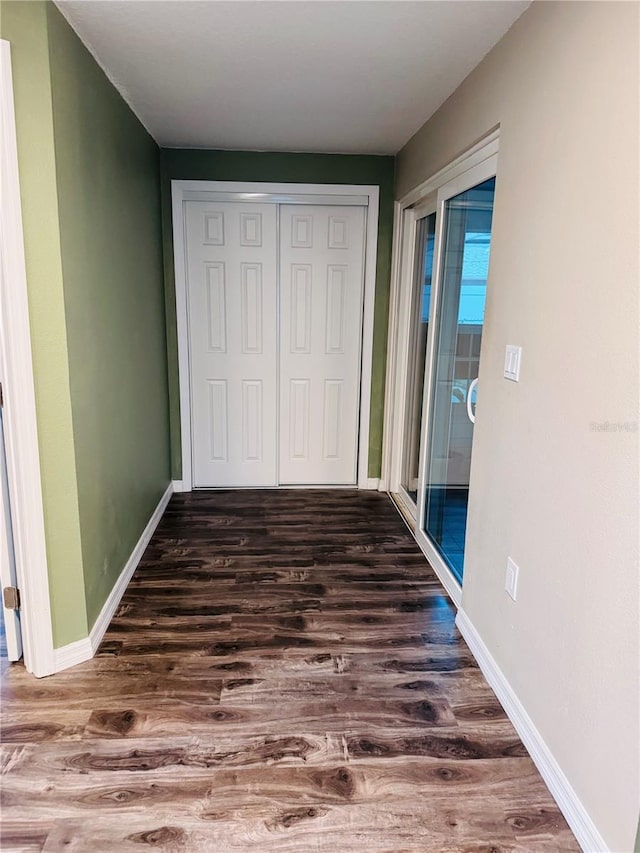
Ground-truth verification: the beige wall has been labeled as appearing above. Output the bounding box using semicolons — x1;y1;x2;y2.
396;3;639;851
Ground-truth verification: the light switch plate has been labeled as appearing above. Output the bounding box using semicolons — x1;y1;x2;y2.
505;556;519;600
504;345;522;381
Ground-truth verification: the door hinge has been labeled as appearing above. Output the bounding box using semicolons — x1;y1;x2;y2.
3;586;20;610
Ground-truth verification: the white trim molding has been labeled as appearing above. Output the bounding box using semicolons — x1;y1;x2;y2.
53;482;173;673
0;41;55;677
399;127;500;209
88;483;173;654
171;180;380;492
52;636;93;673
456;609;609;853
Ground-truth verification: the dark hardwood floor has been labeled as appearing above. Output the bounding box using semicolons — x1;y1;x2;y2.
0;490;579;852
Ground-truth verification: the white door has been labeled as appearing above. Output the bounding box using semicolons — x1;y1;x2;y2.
185;202;278;487
0;409;21;661
279;205;366;484
185;201;366;487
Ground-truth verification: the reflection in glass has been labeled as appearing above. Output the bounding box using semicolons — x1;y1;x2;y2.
423;178;495;582
401;213;436;504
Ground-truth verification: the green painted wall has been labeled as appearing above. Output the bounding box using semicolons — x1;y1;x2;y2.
2;1;170;644
47;5;171;629
3;3;391;647
160;149;395;479
1;1;87;647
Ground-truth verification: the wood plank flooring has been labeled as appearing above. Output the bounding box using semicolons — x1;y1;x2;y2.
0;490;579;852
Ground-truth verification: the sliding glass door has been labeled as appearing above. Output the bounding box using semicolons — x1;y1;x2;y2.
421;177;495;584
390;155;497;601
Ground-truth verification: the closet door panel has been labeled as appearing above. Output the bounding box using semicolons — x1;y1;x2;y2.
279;205;366;485
185;201;278;486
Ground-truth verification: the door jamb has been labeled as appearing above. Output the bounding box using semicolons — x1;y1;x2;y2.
0;40;55;677
171;180;380;491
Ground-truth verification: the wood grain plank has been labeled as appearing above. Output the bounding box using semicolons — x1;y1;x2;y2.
0;490;579;851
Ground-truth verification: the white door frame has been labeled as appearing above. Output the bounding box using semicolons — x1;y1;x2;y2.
172;180;380;491
388;193;437;521
381;130;499;606
0;40;55;677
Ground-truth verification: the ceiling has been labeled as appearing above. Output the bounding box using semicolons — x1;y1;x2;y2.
55;0;530;155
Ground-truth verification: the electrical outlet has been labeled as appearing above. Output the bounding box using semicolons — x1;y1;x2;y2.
505;557;519;600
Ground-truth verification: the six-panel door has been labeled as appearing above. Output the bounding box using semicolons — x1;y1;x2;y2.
185;201;366;487
186;202;278;487
279;205;366;484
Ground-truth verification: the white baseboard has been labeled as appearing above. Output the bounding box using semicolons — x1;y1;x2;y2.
53;636;93;673
365;478;380;490
455;609;609;853
52;482;174;673
88;482;173;654
172;479;188;492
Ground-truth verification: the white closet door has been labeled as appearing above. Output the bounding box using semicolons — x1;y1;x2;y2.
185;201;277;486
279;205;366;484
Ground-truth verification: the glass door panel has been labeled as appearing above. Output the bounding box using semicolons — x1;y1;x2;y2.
423;177;495;583
401;212;436;504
